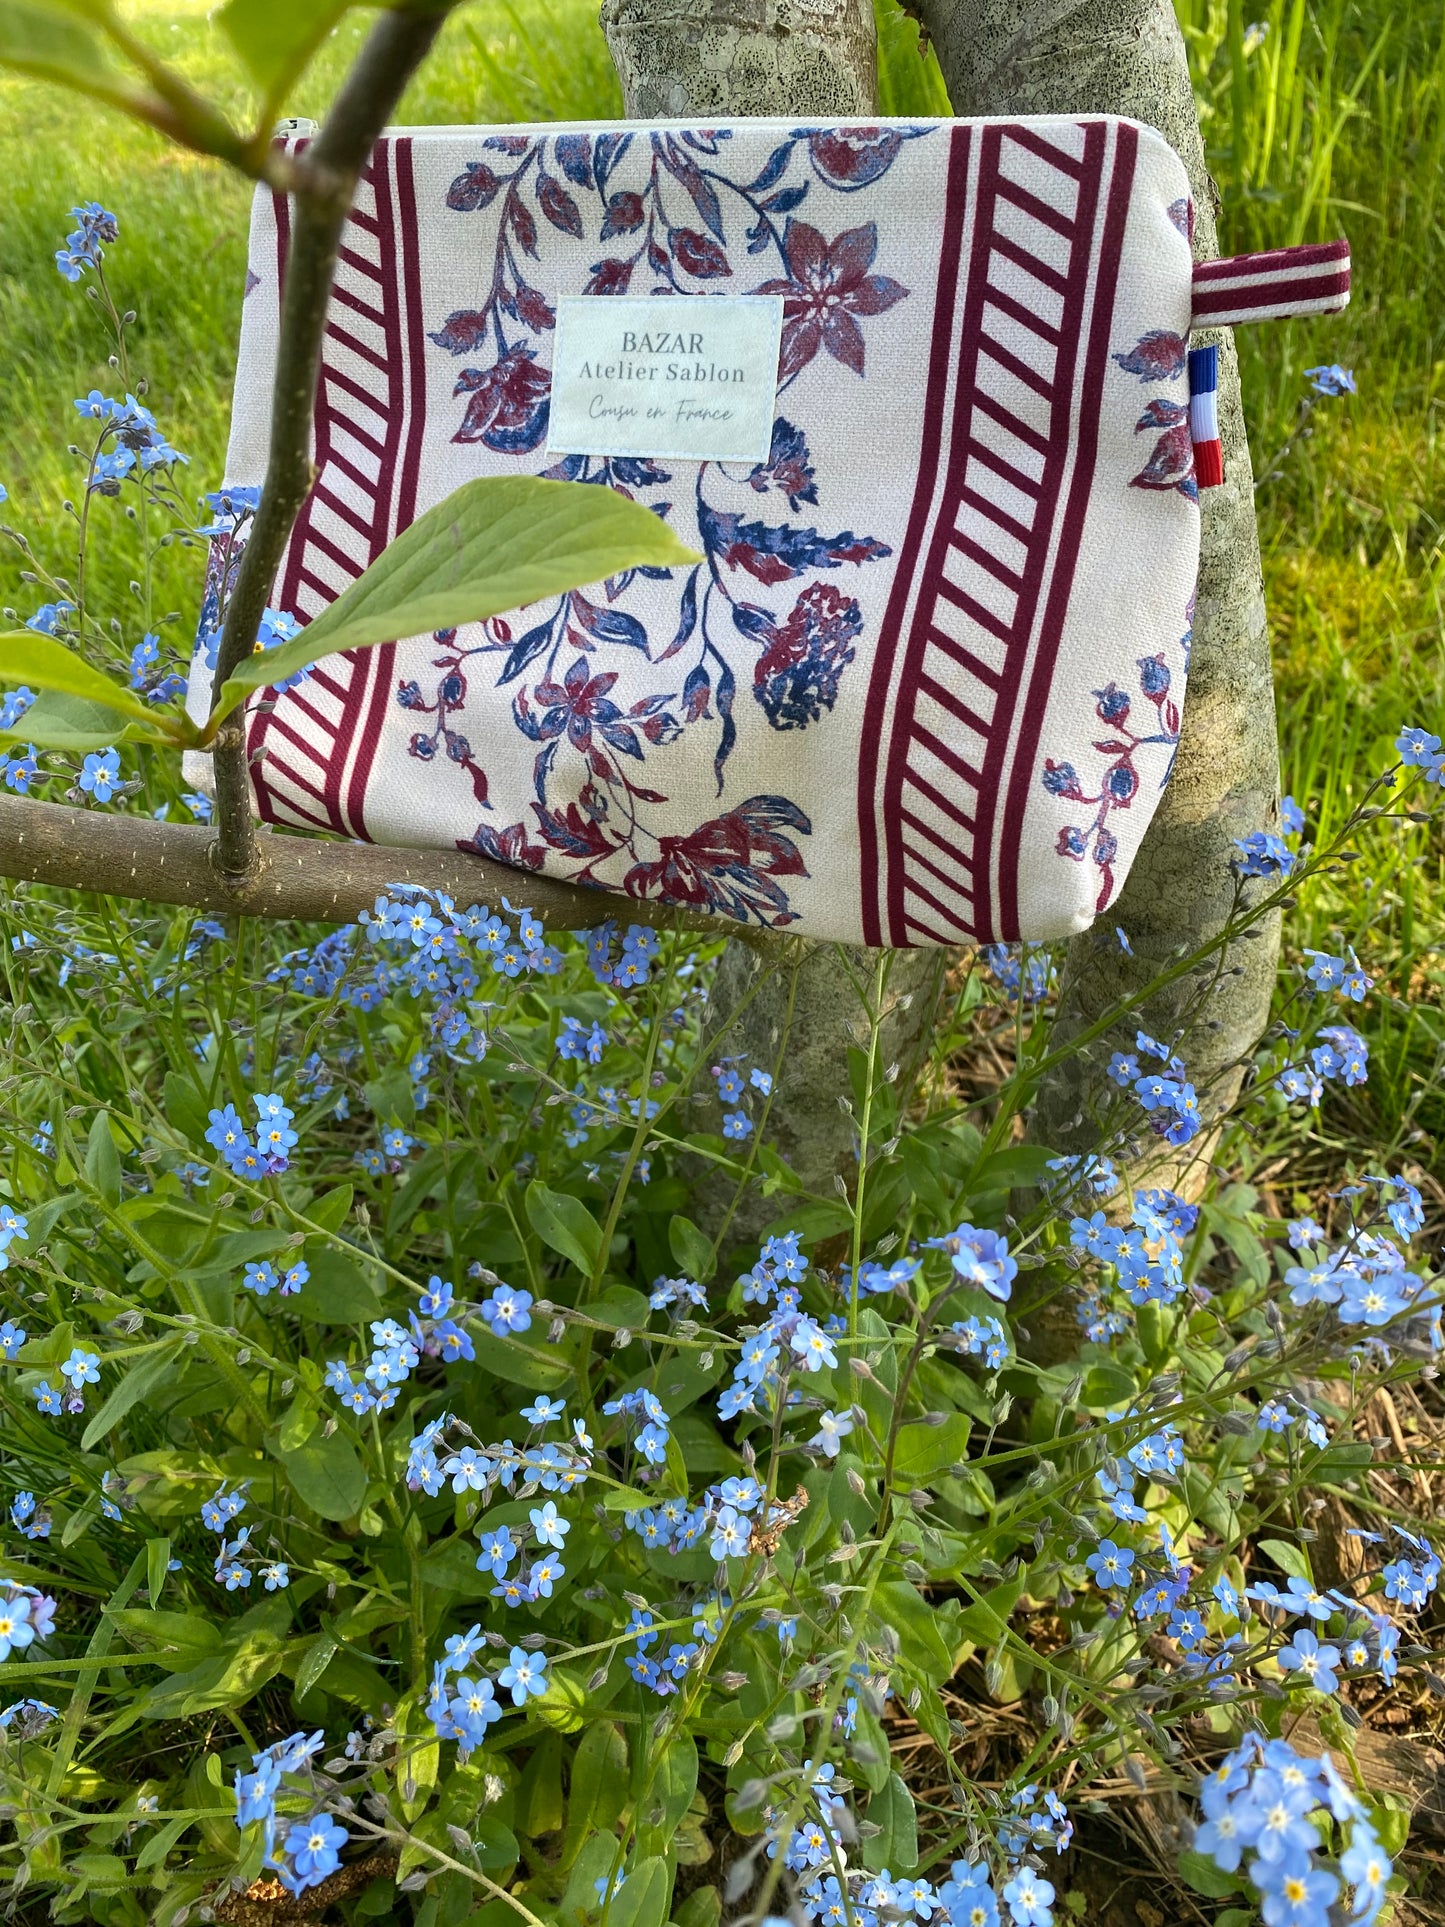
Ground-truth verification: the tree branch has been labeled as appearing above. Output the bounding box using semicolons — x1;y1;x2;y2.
207;5;448;884
0;796;732;936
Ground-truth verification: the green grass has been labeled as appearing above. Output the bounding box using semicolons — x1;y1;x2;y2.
0;0;1440;1151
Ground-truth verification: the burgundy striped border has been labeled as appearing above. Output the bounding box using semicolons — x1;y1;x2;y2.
857;124;972;948
995;122;1137;939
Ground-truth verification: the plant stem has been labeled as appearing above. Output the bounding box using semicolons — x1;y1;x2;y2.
207;7;448;884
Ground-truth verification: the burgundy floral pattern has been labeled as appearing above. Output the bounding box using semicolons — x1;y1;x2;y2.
1113;328;1197;501
413;124;931;927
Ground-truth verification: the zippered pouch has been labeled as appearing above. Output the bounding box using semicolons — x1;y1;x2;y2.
185;116;1348;942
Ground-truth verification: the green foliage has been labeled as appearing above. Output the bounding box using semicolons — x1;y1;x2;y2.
207;478;702;730
0;3;1438;1923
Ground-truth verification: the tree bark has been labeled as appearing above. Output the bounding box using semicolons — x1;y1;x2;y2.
600;0;950;1233
0;795;729;934
915;0;1282;1171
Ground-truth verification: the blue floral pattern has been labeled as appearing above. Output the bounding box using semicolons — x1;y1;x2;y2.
1039;600;1189;912
405;125;929;927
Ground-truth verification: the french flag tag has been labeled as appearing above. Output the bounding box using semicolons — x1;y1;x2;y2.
1187;344;1224;490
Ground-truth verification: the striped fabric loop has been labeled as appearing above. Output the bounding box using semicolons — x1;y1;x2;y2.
1187;344;1224;491
1190;238;1350;327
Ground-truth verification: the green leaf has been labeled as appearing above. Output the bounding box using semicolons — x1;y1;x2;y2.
559;1720;628;1870
955;1575;1024;1647
216;0;351;100
210;477;701;724
419;1538;492;1598
162;1072;212;1151
305;1183;353;1235
560;1836;623;1923
107;1608;220;1670
134;1814;191;1872
278;1430;367;1521
85;1112;121;1204
636;1731;696;1853
294;1632;337;1699
668;1213;715;1283
0;687;178;752
591;1286;651;1331
81;1339;184;1449
145;1537;170;1610
1258;1537;1313;1583
1177;1849;1242;1898
966;1144;1060;1191
891;1414;971;1485
601;1484;658;1513
0;632;160;724
862;1773;917;1874
1080;1362;1136;1409
675;1888;721;1927
293;1246;381;1323
277;1391;319;1453
526;1179;602;1275
609;1855;669;1927
0;1;121;93
873;1580;954;1686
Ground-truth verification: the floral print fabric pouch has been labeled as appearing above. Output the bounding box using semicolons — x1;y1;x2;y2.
185;116;1348;944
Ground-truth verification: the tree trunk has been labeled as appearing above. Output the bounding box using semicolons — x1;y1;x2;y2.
915;0;1282;1172
600;0;951;1236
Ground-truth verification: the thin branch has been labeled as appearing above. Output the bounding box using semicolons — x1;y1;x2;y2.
0;795;736;935
207;5;449;883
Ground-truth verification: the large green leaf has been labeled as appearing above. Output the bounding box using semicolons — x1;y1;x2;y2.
609;1856;670;1927
293;1246;381;1323
0;0;119;91
862;1773;918;1875
217;0;351;100
81;1339;184;1449
0;632;158;723
526;1179;603;1275
278;1430;367;1521
209;476;701;724
0;688;179;753
891;1414;971;1485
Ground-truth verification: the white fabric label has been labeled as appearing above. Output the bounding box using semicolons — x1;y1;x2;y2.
546;295;784;462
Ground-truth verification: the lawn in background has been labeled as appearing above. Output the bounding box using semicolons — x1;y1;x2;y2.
0;0;1439;1159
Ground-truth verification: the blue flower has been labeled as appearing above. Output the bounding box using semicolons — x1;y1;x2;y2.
2;747;41;793
1339;1822;1392;1924
1233;830;1296;878
1279;793;1305;836
0;1597;35;1661
1084;1539;1134;1590
480;1285;533;1336
25;602;74;635
282;1814;348;1890
1278;1629;1341;1695
33;1381;63;1416
1258;1399;1294;1433
0;686;34;731
1000;1870;1054;1927
721;1110;753;1139
925;1223;1017;1301
449;1674;504;1745
497;1645;548;1705
809;1410;855;1456
1304;363;1355;396
59;1348;100;1390
78;748;121;802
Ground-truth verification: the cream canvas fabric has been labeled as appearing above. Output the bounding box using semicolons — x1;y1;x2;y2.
187;114;1215;944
